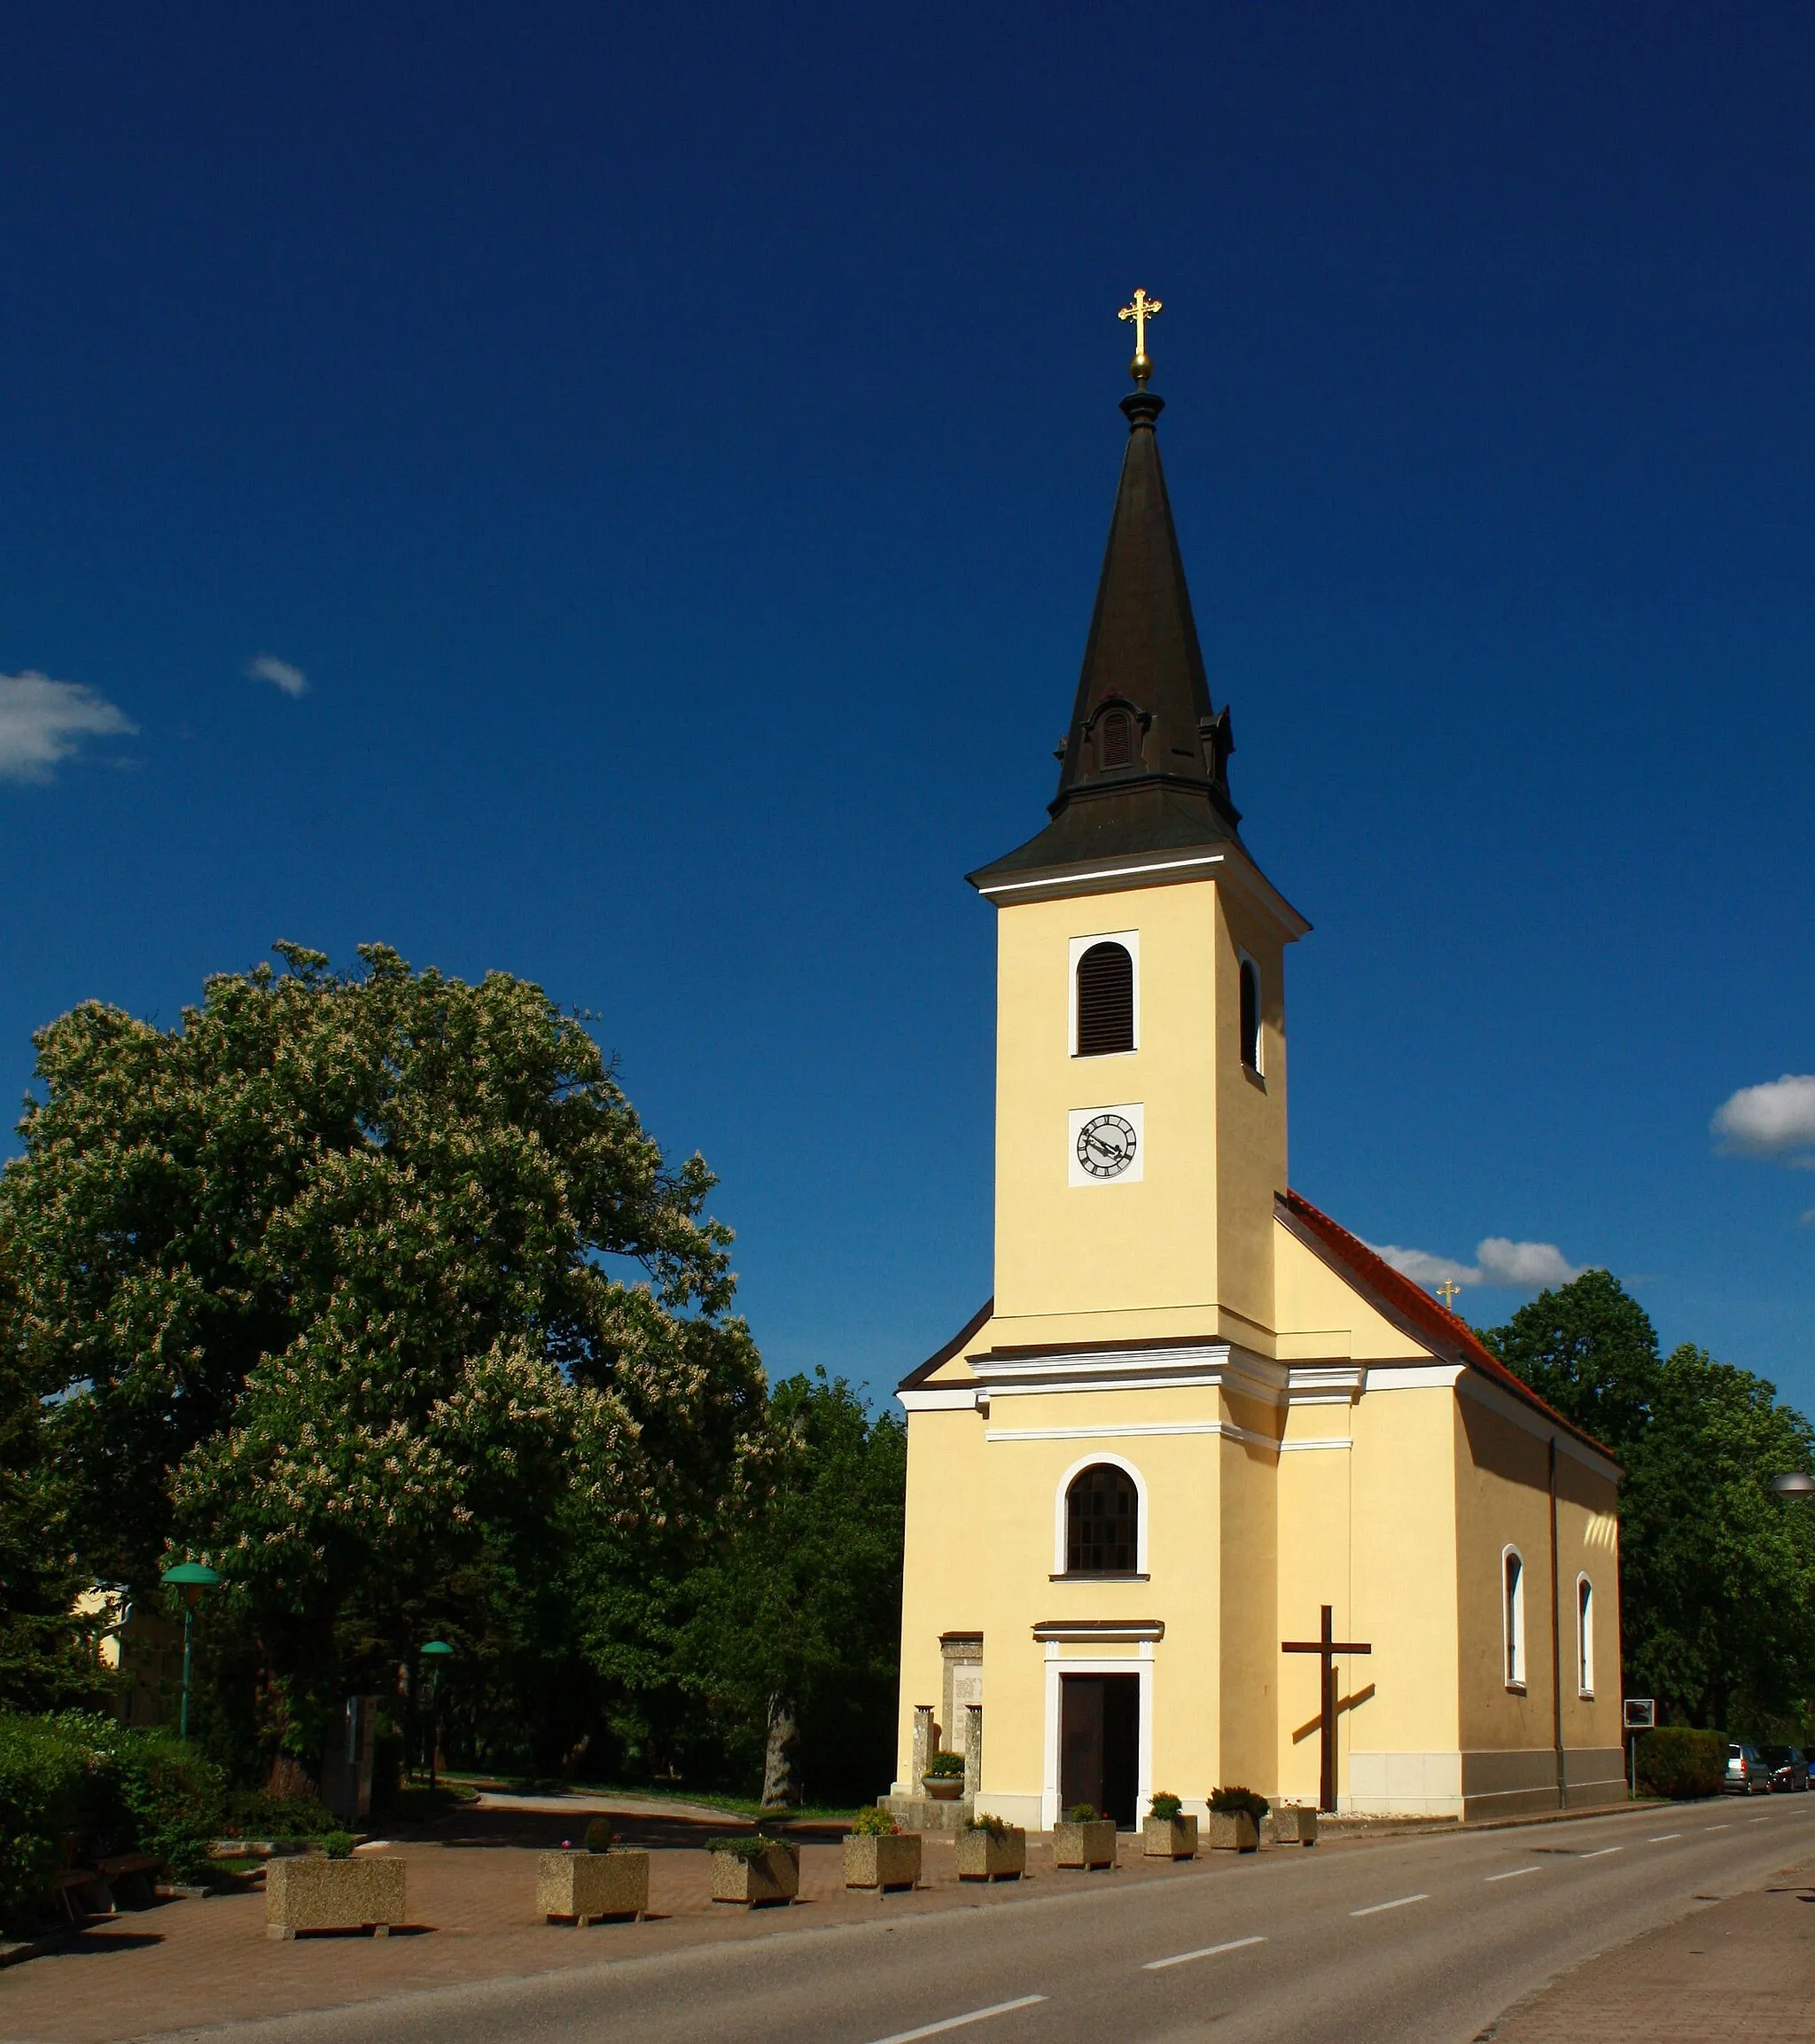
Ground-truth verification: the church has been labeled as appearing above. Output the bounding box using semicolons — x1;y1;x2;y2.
889;300;1625;1829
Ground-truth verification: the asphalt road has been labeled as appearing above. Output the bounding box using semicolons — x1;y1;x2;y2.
162;1795;1815;2044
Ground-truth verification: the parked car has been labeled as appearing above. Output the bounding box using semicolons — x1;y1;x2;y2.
1725;1743;1775;1794
1759;1744;1811;1793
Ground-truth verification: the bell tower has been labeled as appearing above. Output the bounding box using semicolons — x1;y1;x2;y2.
967;308;1308;1359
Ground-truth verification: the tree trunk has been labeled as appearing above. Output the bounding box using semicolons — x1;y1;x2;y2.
759;1692;801;1809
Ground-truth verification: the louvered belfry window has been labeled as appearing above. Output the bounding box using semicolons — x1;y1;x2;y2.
1066;1463;1139;1574
1099;710;1133;768
1076;941;1134;1056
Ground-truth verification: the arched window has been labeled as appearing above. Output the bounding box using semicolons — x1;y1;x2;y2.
1065;1463;1140;1575
1076;941;1134;1057
1099;709;1134;768
1503;1548;1526;1689
1238;956;1262;1073
1577;1576;1594;1697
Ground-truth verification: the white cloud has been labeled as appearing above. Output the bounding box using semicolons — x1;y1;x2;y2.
0;670;136;782
246;652;307;698
1711;1075;1815;1164
1370;1237;1585;1295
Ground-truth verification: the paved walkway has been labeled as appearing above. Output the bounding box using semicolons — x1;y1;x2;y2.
1486;1865;1815;2040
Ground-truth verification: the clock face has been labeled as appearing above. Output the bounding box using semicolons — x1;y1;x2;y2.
1076;1111;1138;1179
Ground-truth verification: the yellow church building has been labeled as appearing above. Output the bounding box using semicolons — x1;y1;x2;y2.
890;310;1625;1830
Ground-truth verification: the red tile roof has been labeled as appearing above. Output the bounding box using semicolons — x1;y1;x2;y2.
1279;1189;1616;1465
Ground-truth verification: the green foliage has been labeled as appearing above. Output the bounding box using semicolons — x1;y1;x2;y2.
583;1817;613;1853
322;1830;355;1860
221;1790;338;1840
1484;1273;1815;1730
924;1750;966;1777
1063;1801;1099;1823
848;1805;898;1837
708;1832;795;1862
963;1811;1014;1837
665;1369;906;1802
1209;1786;1269;1822
0;945;765;1786
1635;1726;1727;1800
1148;1791;1183;1822
0;1712;226;1926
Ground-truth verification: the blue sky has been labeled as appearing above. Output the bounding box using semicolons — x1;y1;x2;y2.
3;3;1812;1415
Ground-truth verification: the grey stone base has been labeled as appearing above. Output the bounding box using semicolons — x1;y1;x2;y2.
883;1794;970;1832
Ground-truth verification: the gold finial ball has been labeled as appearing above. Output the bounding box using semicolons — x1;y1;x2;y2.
1129;348;1152;386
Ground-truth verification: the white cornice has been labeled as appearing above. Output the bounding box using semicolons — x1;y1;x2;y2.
898;1385;980;1413
987;1417;1278;1450
968;1340;1288;1404
973;844;1311;939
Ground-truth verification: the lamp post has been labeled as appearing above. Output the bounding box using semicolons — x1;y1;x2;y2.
160;1562;221;1744
1772;1472;1815;1496
420;1640;454;1792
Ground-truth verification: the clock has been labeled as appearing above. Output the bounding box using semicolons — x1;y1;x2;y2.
1076;1111;1138;1179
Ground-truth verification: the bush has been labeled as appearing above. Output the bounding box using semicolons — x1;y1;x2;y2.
1637;1727;1726;1800
222;1790;337;1841
322;1831;355;1860
963;1811;1012;1837
1209;1786;1269;1823
848;1806;897;1837
708;1832;796;1862
1148;1791;1183;1822
924;1750;965;1778
1063;1801;1099;1824
0;1712;227;1927
583;1818;613;1853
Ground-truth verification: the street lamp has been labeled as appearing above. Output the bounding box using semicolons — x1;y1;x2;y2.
1772;1472;1815;1495
160;1561;221;1744
420;1640;454;1792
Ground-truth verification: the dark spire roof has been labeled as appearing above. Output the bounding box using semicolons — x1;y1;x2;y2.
970;383;1242;893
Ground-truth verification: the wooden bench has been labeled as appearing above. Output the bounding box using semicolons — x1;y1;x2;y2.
51;1868;112;1922
95;1853;161;1908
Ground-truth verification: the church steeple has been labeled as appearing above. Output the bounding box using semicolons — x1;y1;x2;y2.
970;339;1242;893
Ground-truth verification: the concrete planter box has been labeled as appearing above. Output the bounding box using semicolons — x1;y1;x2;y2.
265;1854;406;1939
844;1832;922;1892
710;1843;799;1907
922;1773;965;1802
1142;1814;1198;1860
1208;1811;1260;1853
1052;1818;1118;1869
956;1826;1025;1881
537;1849;649;1923
1272;1804;1319;1845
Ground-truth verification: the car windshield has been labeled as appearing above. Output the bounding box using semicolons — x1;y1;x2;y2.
1760;1745;1793;1765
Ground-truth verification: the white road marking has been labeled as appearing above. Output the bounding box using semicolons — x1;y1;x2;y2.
1484;1866;1541;1883
1648;1833;1681;1842
1707;1823;1731;1831
1578;1846;1623;1860
1748;1815;1771;1823
1143;1935;1267;1970
1352;1892;1429;1916
867;1999;1048;2044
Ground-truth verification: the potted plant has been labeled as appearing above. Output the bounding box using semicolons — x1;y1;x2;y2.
708;1832;799;1907
537;1817;650;1925
843;1806;922;1892
922;1749;967;1801
1272;1802;1319;1845
266;1837;407;1940
1207;1786;1267;1853
1052;1801;1118;1869
1141;1790;1197;1860
955;1811;1025;1882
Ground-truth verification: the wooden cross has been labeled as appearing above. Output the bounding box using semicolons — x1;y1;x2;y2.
1118;288;1163;382
1436;1278;1461;1311
1282;1604;1373;1813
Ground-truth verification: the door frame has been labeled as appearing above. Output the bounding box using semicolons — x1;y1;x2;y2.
1042;1643;1153;1830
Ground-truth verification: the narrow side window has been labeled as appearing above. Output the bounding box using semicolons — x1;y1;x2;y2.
1076;941;1134;1057
1577;1576;1594;1696
1238;956;1262;1073
1503;1549;1526;1689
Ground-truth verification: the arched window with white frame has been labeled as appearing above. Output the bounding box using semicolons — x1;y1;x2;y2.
1502;1547;1526;1690
1577;1574;1594;1697
1053;1453;1149;1577
1238;955;1263;1074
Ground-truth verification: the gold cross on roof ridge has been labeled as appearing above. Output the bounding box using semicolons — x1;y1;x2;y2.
1118;288;1163;384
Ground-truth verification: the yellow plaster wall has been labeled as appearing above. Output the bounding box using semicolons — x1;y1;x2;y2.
1215;897;1289;1338
990;878;1287;1353
1273;1220;1437;1361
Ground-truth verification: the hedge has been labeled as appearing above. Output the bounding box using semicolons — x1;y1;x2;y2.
1635;1726;1726;1800
0;1712;227;1931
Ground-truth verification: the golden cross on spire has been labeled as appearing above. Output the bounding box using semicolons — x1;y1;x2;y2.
1118;287;1163;384
1436;1279;1462;1311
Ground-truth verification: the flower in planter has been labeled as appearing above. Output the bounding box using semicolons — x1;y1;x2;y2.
1208;1786;1270;1824
964;1812;1012;1838
925;1750;966;1777
1149;1791;1183;1822
709;1832;798;1864
1064;1803;1100;1824
850;1806;900;1837
322;1831;355;1861
583;1818;614;1854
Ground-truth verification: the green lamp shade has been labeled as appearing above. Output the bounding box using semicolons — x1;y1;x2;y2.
420;1639;455;1658
161;1562;222;1588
